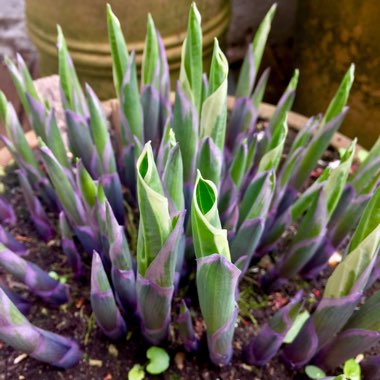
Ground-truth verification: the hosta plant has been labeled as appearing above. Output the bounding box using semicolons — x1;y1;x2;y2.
0;2;379;377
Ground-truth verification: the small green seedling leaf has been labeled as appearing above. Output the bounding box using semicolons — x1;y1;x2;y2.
343;358;361;380
146;346;170;375
128;364;145;380
305;365;327;379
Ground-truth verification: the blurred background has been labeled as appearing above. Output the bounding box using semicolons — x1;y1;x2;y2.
0;0;379;148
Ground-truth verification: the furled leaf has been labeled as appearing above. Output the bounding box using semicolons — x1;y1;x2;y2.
57;26;87;115
235;4;276;97
142;14;159;89
0;288;81;368
173;81;198;183
5;54;39;114
91;251;127;340
196;254;240;365
229;139;248;188
347;185;380;254
180;2;203;112
191;171;230;260
252;67;271;109
119;51;144;145
107;4;129;94
136;142;172;275
163;144;185;212
321;64;355;128
197;137;223;186
0;244;69;304
200;39;228;153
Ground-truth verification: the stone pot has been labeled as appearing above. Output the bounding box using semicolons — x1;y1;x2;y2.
293;0;380;149
0;75;363;167
25;0;230;100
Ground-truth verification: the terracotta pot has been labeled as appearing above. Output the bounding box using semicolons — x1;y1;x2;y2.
293;0;380;149
0;75;364;168
25;0;230;100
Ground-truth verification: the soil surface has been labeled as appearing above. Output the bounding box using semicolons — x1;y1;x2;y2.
0;141;367;380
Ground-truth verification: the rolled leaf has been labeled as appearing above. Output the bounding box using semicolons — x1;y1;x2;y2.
141;84;161;146
142;14;159;89
17;170;55;241
177;300;199;352
5;54;39;114
192;172;239;365
59;212;83;277
227;97;257;149
320;64;354;128
290;109;348;190
252;68;271;109
91;251;127;340
105;201;136;313
163;143;185;212
258;116;288;173
136;211;185;343
57;26;87;115
235;4;276;97
268;69;298;137
86;84;124;224
180;2;203;113
229;139;248;188
40;145;86;226
136;142;172;275
44;107;71;169
200;39;228;153
197;137;223;187
136;142;184;342
233;171;275;270
0;244;69;304
262;189;328;289
64;110;100;176
0;288;81;368
107;3;129;95
157;30;170;100
324;140;356;218
191;171;230;260
119;51;144;145
173;81;198;184
245;291;303;366
1;95;40;175
196;254;240;365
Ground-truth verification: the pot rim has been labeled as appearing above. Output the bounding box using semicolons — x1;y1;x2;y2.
0;76;365;167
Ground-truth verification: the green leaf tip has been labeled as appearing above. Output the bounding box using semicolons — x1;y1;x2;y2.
208;38;228;95
142;13;159;86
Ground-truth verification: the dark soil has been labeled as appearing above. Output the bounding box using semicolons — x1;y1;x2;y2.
0;140;362;380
